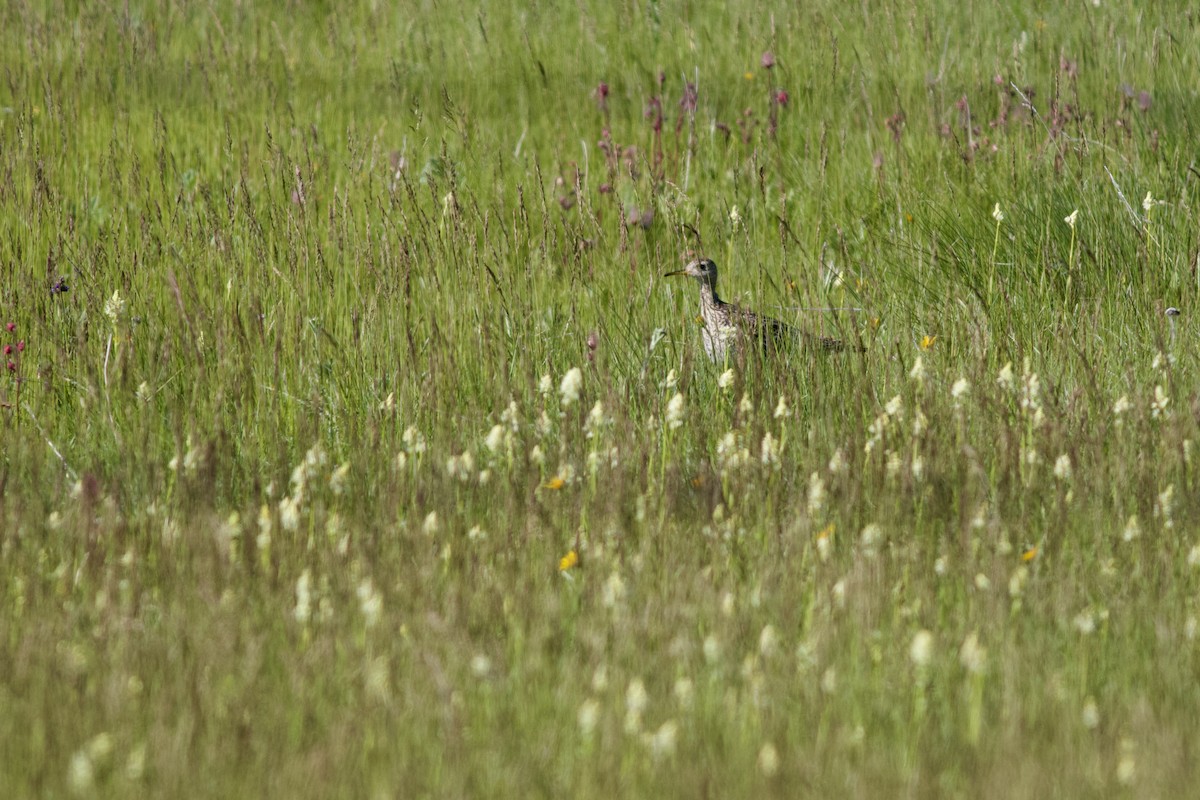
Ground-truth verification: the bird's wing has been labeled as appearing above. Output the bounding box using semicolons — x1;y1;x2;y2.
734;304;858;353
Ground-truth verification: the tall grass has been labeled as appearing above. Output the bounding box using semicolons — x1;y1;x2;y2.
1;1;1199;797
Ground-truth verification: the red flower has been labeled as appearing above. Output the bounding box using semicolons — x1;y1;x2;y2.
6;361;14;372
761;51;776;69
775;90;789;107
4;322;13;332
16;341;24;352
2;345;10;355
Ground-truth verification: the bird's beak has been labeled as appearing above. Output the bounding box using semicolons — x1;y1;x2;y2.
663;270;688;278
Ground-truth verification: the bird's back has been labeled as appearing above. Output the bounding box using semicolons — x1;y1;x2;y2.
708;299;853;359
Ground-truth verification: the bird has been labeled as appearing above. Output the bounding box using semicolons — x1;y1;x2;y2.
663;257;853;362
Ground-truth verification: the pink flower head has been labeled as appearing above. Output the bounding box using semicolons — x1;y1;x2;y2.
15;341;23;352
2;345;10;356
775;90;789;107
761;51;776;69
5;322;13;333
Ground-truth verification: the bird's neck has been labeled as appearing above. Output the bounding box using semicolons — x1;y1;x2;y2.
699;281;721;308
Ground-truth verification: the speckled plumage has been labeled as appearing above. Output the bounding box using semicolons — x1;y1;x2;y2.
665;258;849;362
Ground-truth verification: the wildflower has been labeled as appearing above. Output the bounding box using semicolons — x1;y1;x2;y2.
501;400;520;431
729;206;741;229
718;368;735;389
1074;611;1096;635
758;742;780;777
559;367;583;407
997;361;1015;390
330;462;350;495
1064;209;1079;228
909;630;934;667
484;424;505;454
738;393;754;415
1053;454;1072;481
1117;741;1136;785
68;750;96;793
402;425;426;454
665;392;685;430
860;523;883;557
885;450;902;479
559;550;579;571
703;635;721;664
815;523;833;561
1081;698;1100;730
578;699;601;736
4;322;13;332
644;720;678;760
1151;385;1170;418
1122;515;1141;541
585;401;607;438
660;368;678;389
951;377;971;407
885;394;903;417
1008;566;1029;597
775;89;789;106
544;476;566;490
625;677;648;732
909;355;926;382
357;579;382;628
774;395;790;419
958;632;987;675
470;654;492;678
1112;395;1132;418
1152;351;1175;372
278;495;301;532
1142;191;1155;213
673;677;694;709
294;569;313;624
1021;546;1038;562
828;448;848;475
1155;484;1175;528
807;472;826;515
538;373;553;396
104;289;126;326
760;50;776;69
761;432;780;468
991;203;1004;223
759;624;779;657
602;571;626;608
919;334;937;350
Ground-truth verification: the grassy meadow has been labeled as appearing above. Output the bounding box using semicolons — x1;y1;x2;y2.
3;0;1200;796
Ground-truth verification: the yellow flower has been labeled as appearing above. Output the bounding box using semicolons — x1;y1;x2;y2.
560;550;580;571
744;71;754;80
920;335;937;350
870;317;881;330
544;476;566;490
1021;546;1038;562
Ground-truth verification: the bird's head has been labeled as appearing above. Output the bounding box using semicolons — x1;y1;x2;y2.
664;258;719;289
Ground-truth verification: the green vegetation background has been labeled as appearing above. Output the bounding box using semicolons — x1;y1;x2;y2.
1;1;1198;797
